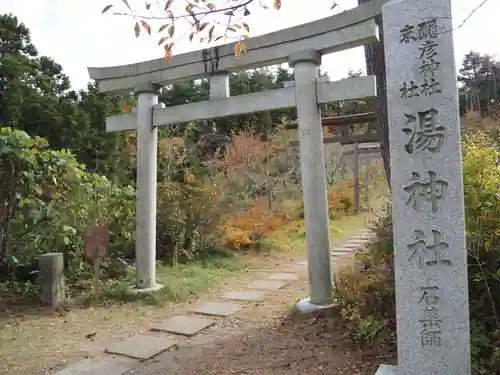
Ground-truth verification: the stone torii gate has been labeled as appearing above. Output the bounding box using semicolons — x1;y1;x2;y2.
87;0;384;312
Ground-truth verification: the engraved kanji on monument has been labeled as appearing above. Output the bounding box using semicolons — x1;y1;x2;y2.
377;0;471;374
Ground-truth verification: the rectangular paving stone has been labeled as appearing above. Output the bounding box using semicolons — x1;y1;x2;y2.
151;315;214;337
223;290;266;301
105;334;177;360
267;273;298;281
190;301;242;317
296;260;308;266
53;357;136;375
331;247;353;252
342;242;364;249
247;280;286;291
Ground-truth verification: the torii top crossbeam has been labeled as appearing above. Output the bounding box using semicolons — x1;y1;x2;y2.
87;0;387;93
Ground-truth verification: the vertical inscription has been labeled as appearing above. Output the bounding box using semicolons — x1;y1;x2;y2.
399;17;452;352
418;285;443;348
399;19;442;100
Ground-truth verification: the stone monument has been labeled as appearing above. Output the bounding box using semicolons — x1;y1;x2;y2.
376;0;471;374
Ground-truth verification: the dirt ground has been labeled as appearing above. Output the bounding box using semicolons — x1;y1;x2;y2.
1;213;393;375
119;253;396;375
127;309;396;375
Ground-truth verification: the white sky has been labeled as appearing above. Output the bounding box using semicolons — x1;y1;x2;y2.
0;0;498;90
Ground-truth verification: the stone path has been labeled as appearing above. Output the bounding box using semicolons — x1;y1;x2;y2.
52;228;375;375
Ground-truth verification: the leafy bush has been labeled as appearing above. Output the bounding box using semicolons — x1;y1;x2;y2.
333;130;500;374
0;127;135;294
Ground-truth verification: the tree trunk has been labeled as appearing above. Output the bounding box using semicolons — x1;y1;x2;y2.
358;0;391;185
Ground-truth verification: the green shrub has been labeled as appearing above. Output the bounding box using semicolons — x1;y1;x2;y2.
334;130;500;374
0;127;135;294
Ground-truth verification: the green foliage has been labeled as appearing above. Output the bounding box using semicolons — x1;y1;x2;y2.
462;132;500;374
0;127;135;290
334;131;500;374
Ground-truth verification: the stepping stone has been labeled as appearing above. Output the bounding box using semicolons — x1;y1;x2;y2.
354;234;373;239
247;280;286;291
349;238;370;244
190;301;242;317
296;260;308;266
267;273;298;281
331;247;353;253
151;315;214;336
343;242;364;249
52;357;136;375
223;290;266;301
105;334;177;360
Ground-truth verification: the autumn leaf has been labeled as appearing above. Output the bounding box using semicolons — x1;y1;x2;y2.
122;0;132;10
101;4;113;13
164;44;173;63
207;3;216;10
234;41;242;59
274;0;281;10
158;24;169;32
134;21;140;37
165;0;174;10
208;25;215;41
331;1;338;9
186;4;194;14
189;32;195;41
145;2;151;10
242;23;250;32
141;20;151;35
199;22;209;32
168;25;175;37
124;103;132;113
244;8;251;16
158;36;167;45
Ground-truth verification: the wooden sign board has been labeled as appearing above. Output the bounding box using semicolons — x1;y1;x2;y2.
84;225;109;259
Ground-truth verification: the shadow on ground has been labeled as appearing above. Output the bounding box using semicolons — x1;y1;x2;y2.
123;307;396;375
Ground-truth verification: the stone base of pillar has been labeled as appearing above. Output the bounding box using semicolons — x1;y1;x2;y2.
295;297;335;314
126;283;164;296
374;365;398;374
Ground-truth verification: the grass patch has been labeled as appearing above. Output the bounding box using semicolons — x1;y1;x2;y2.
267;212;372;255
75;254;249;307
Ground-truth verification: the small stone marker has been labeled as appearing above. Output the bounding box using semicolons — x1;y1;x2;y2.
151;315;214;337
191;301;242;317
38;252;66;308
105;334;177;360
378;0;471;374
247;280;286;291
267;273;298;281
223;290;266;301
53;357;135;375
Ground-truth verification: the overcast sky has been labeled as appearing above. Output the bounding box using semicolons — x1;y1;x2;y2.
1;0;497;90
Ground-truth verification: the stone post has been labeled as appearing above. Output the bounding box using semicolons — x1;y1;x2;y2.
353;142;360;211
376;0;471;373
38;253;66;308
289;50;333;312
364;159;370;204
130;82;163;293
